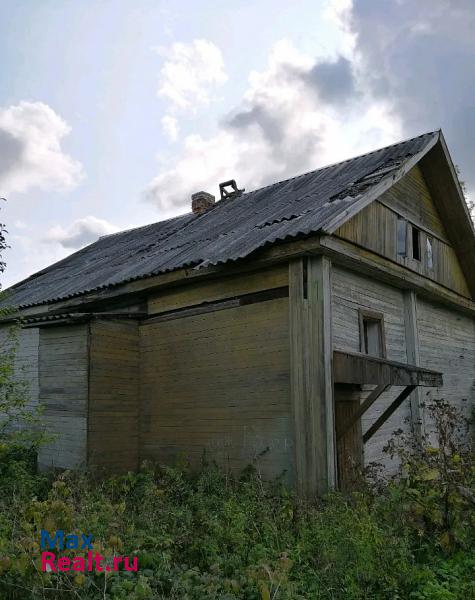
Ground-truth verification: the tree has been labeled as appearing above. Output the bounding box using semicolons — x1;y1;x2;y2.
0;201;6;290
455;166;475;223
0;201;44;450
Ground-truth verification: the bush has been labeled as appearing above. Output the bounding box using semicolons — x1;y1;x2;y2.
0;431;473;600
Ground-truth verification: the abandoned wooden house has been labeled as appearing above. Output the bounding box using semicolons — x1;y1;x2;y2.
1;130;474;496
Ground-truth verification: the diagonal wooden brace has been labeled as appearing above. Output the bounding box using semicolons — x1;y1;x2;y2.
363;385;417;444
336;383;390;442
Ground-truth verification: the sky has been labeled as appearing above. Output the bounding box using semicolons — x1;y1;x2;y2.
1;0;474;288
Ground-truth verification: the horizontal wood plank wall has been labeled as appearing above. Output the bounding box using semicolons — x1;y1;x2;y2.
332;266;411;471
88;320;139;472
0;325;39;425
148;265;288;315
37;325;88;469
335;166;470;298
417;299;475;431
140;297;292;482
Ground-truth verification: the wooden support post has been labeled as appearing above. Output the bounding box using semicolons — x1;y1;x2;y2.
336;384;390;442
289;256;336;497
404;291;424;439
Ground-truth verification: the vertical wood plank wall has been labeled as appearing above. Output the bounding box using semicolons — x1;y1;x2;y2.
332;266;412;471
404;291;424;438
289;256;336;496
335;165;471;298
37;325;89;469
88;320;139;472
139;297;292;481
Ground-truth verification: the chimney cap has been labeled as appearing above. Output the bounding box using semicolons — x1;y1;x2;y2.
191;191;215;215
219;179;244;200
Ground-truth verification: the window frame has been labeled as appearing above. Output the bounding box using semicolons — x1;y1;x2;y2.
426;235;434;270
358;309;387;358
411;224;421;261
397;217;407;257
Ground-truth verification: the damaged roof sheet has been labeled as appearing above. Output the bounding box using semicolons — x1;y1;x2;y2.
3;131;438;309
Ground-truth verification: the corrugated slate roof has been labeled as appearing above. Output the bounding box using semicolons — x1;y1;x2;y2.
3;131;438;308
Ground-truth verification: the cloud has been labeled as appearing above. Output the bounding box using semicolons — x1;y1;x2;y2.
339;0;475;189
157;39;228;109
161;114;179;141
0;101;84;196
146;39;400;211
44;216;119;249
300;56;356;104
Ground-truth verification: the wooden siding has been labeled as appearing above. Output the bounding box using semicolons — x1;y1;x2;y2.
332;267;412;470
140;297;292;481
417;299;475;430
289;257;335;496
37;325;88;469
335;166;471;298
88;320;139;471
148;265;288;315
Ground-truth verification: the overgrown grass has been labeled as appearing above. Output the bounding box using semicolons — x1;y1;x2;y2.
0;426;474;600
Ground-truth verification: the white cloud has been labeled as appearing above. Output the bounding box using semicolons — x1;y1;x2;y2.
157;39;227;110
0;101;84;196
146;39;401;211
44;216;119;249
161;114;179;141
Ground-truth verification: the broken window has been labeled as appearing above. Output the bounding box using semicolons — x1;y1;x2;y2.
359;310;386;358
411;225;421;261
397;218;407;257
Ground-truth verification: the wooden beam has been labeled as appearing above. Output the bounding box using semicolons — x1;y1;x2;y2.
320;235;475;316
363;385;417;444
404;291;424;439
336;384;390;442
419;134;475;298
30;238;323;315
289;256;336;497
333;350;442;387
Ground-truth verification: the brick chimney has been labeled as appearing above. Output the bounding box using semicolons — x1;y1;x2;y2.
191;191;215;215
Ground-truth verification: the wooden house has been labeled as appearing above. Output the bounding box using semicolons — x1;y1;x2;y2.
1;130;474;496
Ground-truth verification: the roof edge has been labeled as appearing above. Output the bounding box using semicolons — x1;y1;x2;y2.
321;130;440;234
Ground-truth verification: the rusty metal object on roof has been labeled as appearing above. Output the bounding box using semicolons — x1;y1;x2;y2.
219;179;245;200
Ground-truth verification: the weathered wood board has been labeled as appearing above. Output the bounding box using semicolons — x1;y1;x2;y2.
140;297;292;482
88;319;139;472
335;165;471;298
417;298;475;434
37;324;88;470
148;265;288;315
332;266;412;471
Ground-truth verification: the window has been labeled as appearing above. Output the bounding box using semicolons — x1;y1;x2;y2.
397;218;407;257
411;225;421;260
426;237;433;269
359;310;386;358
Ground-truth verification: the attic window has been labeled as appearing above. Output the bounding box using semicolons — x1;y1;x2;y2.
411;225;421;261
359;310;386;358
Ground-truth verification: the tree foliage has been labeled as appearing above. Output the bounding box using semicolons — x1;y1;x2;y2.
0;401;473;599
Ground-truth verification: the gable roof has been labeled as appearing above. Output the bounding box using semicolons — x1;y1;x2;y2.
3;130;471;309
